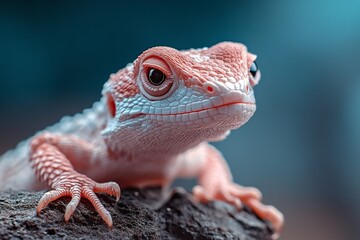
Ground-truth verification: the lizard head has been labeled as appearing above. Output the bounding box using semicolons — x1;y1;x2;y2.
102;42;260;152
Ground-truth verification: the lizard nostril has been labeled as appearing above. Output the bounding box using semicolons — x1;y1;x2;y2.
203;82;219;96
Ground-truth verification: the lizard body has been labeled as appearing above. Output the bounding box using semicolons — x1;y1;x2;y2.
0;42;283;238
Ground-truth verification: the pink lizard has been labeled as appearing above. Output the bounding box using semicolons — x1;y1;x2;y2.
0;42;283;238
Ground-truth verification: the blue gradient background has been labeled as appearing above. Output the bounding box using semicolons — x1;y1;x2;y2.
1;1;359;239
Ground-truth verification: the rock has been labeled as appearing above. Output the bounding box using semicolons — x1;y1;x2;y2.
0;187;273;239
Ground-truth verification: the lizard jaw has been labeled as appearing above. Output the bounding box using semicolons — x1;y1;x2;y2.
117;86;256;130
145;101;255;116
116;103;255;138
119;89;256;127
144;102;256;129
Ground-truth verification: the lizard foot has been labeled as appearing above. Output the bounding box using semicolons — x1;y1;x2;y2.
193;183;283;239
193;183;262;209
36;172;120;228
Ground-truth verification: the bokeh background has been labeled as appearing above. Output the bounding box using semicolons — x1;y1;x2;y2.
1;1;359;239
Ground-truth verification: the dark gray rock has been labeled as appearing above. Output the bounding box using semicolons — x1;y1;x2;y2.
0;188;273;239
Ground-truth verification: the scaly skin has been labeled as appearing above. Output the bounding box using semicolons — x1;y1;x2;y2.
0;42;283;238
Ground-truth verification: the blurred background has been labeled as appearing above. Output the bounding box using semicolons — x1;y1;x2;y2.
1;0;359;239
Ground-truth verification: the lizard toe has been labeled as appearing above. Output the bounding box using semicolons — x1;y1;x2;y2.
246;198;284;239
37;188;69;214
192;185;210;203
82;186;114;228
64;187;81;222
94;181;121;202
228;184;263;201
217;190;242;210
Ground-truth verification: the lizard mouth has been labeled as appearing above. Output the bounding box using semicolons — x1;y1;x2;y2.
120;101;255;122
158;102;254;115
120;90;256;121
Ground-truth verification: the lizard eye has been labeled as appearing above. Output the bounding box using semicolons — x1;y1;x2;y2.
249;61;260;87
148;68;166;86
139;57;175;100
249;61;258;78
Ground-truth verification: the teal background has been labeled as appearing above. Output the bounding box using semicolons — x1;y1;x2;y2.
1;1;360;239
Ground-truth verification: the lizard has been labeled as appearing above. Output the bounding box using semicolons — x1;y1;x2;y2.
0;42;284;238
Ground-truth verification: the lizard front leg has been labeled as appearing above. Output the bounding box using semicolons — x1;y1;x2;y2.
179;143;283;238
29;132;120;227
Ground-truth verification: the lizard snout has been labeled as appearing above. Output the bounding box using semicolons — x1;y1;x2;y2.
202;78;255;104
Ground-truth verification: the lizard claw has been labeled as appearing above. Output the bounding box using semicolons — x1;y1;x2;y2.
192;183;261;209
246;198;284;239
193;185;243;209
82;186;114;227
94;181;121;202
36;173;121;228
193;183;283;239
37;188;69;214
64;187;81;222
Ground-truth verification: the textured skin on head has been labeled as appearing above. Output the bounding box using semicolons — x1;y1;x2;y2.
0;42;283;238
108;42;256;102
109;64;139;101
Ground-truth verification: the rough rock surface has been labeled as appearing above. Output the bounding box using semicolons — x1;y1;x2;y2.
0;187;273;239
